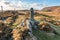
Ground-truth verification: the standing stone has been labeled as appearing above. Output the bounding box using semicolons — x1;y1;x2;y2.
30;8;35;20
1;6;3;14
30;8;39;29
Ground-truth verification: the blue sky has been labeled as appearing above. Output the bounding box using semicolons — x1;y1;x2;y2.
7;0;60;6
0;0;60;10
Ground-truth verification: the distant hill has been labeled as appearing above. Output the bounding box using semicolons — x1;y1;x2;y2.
41;6;60;12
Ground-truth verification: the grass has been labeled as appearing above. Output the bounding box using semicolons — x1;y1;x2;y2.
47;22;60;34
35;13;53;18
33;29;60;40
34;13;60;40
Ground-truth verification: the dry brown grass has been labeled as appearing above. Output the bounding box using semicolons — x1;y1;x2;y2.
37;11;60;20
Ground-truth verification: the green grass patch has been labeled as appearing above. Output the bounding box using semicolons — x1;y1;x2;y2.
33;29;60;40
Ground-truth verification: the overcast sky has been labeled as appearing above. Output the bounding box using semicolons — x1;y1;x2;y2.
0;0;60;10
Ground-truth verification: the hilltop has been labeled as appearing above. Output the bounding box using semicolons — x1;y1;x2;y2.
41;6;60;12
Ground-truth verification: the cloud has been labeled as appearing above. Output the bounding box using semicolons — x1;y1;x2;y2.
0;0;14;10
15;2;43;10
0;0;25;10
0;0;43;10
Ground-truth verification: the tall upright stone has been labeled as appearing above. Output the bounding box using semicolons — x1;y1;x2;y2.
30;8;35;20
30;8;39;29
1;6;3;14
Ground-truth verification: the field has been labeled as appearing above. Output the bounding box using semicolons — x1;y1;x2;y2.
0;10;60;40
33;11;60;40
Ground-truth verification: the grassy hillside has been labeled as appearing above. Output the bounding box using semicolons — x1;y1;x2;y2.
0;8;60;40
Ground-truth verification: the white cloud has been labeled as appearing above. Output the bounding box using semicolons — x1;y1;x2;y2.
0;0;14;10
15;2;43;10
0;0;43;10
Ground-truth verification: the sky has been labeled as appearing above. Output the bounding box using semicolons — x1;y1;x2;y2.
0;0;60;10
